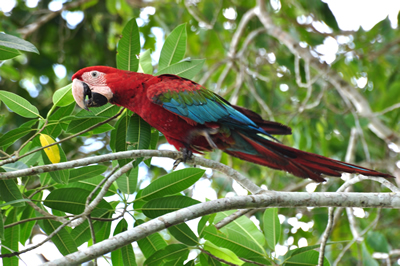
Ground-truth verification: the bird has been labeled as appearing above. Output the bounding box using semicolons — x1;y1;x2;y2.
71;66;393;182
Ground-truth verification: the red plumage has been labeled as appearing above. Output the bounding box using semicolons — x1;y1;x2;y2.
71;66;393;182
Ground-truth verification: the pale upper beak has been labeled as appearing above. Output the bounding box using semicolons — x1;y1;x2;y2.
72;79;111;110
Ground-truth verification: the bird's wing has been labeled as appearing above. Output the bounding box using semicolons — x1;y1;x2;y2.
146;75;261;130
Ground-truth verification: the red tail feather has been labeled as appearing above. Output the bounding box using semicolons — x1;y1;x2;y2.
226;133;393;182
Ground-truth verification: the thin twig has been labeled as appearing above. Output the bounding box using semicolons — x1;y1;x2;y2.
245;75;275;120
0;215;79;258
17;120;48;155
318;207;334;266
4;216;67;229
73;161;135;227
333;209;381;266
214;209;253;229
199;248;239;266
18;0;95;38
376;102;400;116
88;215;97;266
26;200;68;224
0;108;124;167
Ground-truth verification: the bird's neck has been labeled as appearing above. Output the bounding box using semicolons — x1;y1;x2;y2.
109;72;153;109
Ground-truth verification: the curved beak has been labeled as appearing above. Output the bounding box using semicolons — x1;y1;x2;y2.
72;79;109;110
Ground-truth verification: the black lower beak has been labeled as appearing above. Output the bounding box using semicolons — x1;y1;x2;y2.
83;82;108;108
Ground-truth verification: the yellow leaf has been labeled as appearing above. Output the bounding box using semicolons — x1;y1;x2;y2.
40;134;60;164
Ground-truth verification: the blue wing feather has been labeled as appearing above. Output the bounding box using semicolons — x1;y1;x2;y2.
147;75;278;139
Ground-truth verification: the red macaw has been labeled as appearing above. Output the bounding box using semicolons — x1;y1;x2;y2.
71;66;393;182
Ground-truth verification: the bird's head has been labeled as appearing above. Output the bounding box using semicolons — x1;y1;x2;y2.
71;66;122;110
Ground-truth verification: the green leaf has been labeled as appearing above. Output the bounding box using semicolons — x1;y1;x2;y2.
39;219;78;256
2;208;19;266
0;179;25;207
53;83;74;107
198;214;215;238
76;103;121;117
139;168;205;201
71;209;111;246
0;213;4;240
135;219;167;258
283;244;329;261
64;175;117;197
0;127;32;148
199;253;221;266
159;23;187;70
113;112;130;166
144;244;189;266
42;122;63;138
0;90;40;118
40;172;53;187
116;165;138;194
44;188;113;214
1;161;27;172
156;59;205;79
95;220;111;243
0;199;30;208
145;129;159;166
116;18;140;71
263;208;281;250
19;205;36;244
127;114;152;150
215;210;266;248
66;116;110;134
361;242;379;266
112;219;137;266
204;241;244;265
69;165;108;182
168;223;198;246
284;250;330;266
0;33;39;54
19;141;42;166
142;195;200;218
138;49;153;74
0;45;20;60
203;226;269;264
366;231;390;253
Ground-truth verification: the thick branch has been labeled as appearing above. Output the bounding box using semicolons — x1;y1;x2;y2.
42;191;400;265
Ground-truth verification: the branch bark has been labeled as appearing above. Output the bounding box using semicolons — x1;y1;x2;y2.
0;149;263;194
42;191;400;266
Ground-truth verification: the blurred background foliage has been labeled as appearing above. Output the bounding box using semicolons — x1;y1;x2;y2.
1;0;400;264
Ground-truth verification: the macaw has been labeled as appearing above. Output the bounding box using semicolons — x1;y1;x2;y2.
71;66;393;182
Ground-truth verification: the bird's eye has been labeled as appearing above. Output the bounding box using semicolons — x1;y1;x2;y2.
91;71;98;78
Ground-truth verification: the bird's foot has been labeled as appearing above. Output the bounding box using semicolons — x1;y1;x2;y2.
173;148;193;170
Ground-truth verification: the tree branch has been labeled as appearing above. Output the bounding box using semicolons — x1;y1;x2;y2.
254;0;400;146
0;149;263;194
42;191;400;265
18;0;95;38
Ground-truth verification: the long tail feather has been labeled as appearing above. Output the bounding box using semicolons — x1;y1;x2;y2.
225;132;393;182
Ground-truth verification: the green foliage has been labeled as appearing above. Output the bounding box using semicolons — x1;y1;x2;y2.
112;219;137;266
0;33;39;60
116;18;140;72
0;1;398;265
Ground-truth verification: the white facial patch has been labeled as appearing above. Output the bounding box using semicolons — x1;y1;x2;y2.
72;78;87;110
